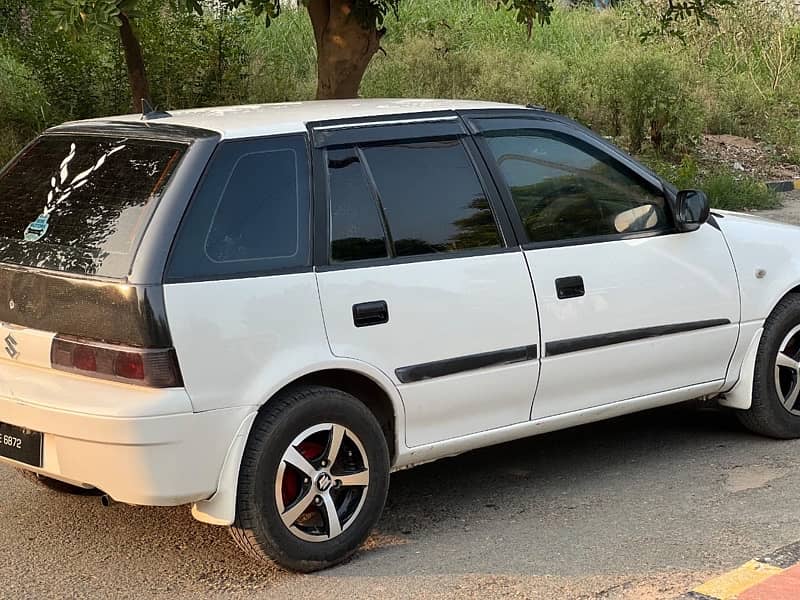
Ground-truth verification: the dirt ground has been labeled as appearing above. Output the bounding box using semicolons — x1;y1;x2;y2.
699;134;800;182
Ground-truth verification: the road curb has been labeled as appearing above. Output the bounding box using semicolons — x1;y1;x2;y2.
767;180;800;193
680;541;800;599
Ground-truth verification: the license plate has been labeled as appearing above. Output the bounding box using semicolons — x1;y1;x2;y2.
0;421;42;467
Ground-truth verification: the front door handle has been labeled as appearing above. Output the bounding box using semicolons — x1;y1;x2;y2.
555;276;585;300
353;301;389;327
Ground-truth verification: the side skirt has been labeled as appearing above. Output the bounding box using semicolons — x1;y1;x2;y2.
392;379;724;471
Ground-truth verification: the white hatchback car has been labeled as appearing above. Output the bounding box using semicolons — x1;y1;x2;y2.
1;99;799;571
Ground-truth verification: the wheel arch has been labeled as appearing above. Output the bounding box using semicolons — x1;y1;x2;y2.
767;284;800;319
285;369;399;464
191;362;404;526
721;287;800;410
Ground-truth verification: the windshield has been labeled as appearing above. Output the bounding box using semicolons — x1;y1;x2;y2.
0;134;185;278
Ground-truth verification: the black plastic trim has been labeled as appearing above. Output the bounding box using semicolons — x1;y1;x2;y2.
396;344;538;384
47;120;218;142
460;134;520;247
545;319;732;357
309;111;465;148
0;264;172;347
315;246;519;272
132;133;220;284
522;228;675;251
352;300;389;328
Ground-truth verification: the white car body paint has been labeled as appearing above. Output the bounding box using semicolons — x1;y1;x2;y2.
316;252;540;447
395;379;724;470
0;357;250;504
526;225;740;418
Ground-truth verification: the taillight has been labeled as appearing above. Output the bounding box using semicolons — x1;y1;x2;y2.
51;335;183;388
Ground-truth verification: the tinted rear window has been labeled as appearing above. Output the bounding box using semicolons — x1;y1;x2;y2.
0;135;185;278
166;134;311;282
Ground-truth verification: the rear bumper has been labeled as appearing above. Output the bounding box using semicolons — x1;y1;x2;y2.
0;373;252;505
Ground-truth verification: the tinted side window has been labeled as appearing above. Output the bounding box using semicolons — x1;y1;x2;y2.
328;148;388;263
482;131;668;244
360;139;501;258
167;135;310;281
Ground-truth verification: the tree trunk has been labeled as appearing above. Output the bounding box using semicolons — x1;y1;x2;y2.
118;12;151;112
308;0;383;100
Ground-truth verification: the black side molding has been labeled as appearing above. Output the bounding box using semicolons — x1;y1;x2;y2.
545;319;732;357
396;344;538;384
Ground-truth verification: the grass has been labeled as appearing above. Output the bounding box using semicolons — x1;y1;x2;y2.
640;154;781;211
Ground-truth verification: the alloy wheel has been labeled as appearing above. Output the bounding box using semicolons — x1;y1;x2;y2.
774;324;800;416
275;423;370;542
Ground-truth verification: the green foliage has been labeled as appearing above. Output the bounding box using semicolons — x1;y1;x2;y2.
638;0;735;40
593;48;705;154
0;53;49;130
139;7;255;107
496;0;554;34
699;171;779;211
641;155;780;211
222;0;730;43
50;0;136;38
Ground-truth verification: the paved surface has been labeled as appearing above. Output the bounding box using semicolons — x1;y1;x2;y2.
3;405;800;599
3;193;800;600
755;189;800;225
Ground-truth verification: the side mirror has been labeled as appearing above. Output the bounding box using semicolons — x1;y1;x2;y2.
675;189;710;233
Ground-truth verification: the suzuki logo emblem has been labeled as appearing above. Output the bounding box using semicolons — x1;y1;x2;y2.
315;472;333;492
4;334;18;359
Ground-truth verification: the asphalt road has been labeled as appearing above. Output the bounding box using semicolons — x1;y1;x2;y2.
3;404;800;600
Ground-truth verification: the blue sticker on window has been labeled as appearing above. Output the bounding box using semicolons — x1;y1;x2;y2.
23;213;50;242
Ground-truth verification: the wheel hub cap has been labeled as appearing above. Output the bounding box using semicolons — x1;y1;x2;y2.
315;472;333;492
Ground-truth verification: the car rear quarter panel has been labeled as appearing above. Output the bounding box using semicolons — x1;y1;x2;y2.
162;273;405;420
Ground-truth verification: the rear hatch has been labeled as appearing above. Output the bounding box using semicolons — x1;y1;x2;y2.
0;126;212;388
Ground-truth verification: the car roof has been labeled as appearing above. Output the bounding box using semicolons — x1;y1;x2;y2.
69;98;523;140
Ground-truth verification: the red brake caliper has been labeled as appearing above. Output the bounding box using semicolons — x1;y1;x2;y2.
281;441;325;507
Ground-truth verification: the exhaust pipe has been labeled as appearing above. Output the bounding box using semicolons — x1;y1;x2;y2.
100;494;116;507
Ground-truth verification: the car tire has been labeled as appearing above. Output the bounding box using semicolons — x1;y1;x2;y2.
230;385;390;572
738;293;800;438
17;469;103;496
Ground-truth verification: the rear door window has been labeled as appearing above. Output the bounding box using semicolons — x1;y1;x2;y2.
166;134;311;281
328;148;389;263
327;138;502;262
0;135;185;278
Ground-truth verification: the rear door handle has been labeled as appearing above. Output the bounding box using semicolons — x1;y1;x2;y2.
353;301;389;327
555;276;585;300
